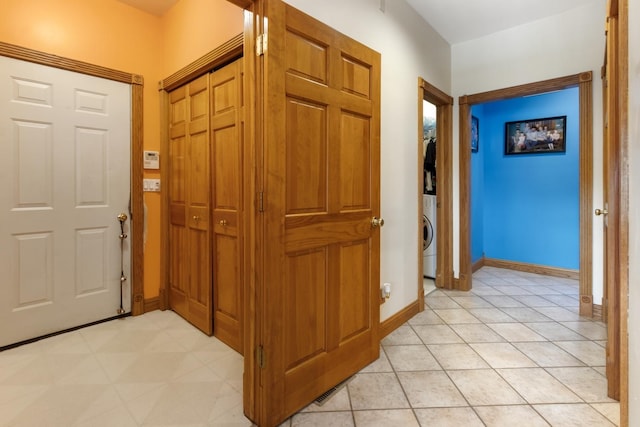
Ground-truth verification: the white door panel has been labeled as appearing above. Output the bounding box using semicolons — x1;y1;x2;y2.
0;56;131;347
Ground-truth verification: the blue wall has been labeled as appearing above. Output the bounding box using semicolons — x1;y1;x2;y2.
471;87;579;270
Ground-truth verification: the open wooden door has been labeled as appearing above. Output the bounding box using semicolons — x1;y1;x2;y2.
244;1;382;425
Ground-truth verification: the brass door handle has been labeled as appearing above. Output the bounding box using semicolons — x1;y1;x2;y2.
595;209;608;216
219;220;227;226
371;217;385;228
192;215;200;221
117;213;128;222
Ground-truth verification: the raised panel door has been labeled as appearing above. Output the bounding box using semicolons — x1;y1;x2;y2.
168;74;212;334
0;56;131;347
211;59;244;352
246;2;382;425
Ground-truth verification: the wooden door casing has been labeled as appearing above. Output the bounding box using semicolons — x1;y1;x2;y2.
211;59;245;353
604;0;621;401
245;2;382;425
168;74;213;334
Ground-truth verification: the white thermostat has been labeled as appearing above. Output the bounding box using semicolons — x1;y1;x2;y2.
143;151;160;169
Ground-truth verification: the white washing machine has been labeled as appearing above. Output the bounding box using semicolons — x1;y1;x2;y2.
423;194;437;278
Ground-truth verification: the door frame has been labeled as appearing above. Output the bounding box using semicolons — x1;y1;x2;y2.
417;78;453;308
458;72;594;311
0;41;145;316
604;0;629;421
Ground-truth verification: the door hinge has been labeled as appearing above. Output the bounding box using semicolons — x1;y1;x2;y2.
258;191;264;212
256;34;267;56
257;345;266;369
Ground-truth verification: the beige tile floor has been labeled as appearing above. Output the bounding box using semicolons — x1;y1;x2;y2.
0;267;619;426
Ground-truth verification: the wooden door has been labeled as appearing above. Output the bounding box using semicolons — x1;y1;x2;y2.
0;56;131;347
245;1;382;425
168;74;212;334
211;59;244;353
603;0;621;400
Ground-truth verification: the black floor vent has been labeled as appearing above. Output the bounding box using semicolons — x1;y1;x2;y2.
314;376;353;406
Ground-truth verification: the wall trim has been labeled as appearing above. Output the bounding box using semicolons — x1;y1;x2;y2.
0;41;143;85
472;257;485;273
144;297;160;313
380;300;420;339
593;303;603;322
159;33;243;92
483;257;579;280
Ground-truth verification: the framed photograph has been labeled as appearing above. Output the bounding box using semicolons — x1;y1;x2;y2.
505;115;566;155
471;115;479;152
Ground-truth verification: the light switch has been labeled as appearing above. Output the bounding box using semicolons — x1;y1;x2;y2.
143;179;161;192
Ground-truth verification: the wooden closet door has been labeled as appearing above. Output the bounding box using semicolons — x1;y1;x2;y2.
211;59;244;353
168;74;212;334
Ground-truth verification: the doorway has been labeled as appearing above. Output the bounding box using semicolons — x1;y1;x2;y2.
469;88;581;281
0;42;145;349
417;78;453;309
422;99;437;297
458;72;595;313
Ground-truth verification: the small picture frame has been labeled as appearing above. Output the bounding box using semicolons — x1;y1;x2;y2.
505;115;566;155
471;116;479;152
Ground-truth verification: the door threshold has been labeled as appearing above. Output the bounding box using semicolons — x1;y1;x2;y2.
0;312;130;352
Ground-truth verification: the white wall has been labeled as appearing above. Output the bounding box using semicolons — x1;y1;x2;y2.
627;0;639;423
451;0;607;303
282;0;452;320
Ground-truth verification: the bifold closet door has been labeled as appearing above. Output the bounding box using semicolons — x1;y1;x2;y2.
168;74;213;335
211;59;244;354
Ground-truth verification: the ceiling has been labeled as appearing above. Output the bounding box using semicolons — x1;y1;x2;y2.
117;0;178;16
405;0;596;44
117;0;595;44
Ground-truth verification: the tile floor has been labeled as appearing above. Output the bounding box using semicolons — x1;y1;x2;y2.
0;267;619;426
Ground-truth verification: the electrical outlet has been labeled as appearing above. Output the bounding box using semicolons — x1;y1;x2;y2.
381;282;391;300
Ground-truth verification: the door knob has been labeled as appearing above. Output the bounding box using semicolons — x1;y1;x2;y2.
371;217;385;228
219;220;227;226
117;213;128;222
192;215;200;221
595;208;608;216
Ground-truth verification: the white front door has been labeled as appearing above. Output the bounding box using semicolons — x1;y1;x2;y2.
0;56;131;348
